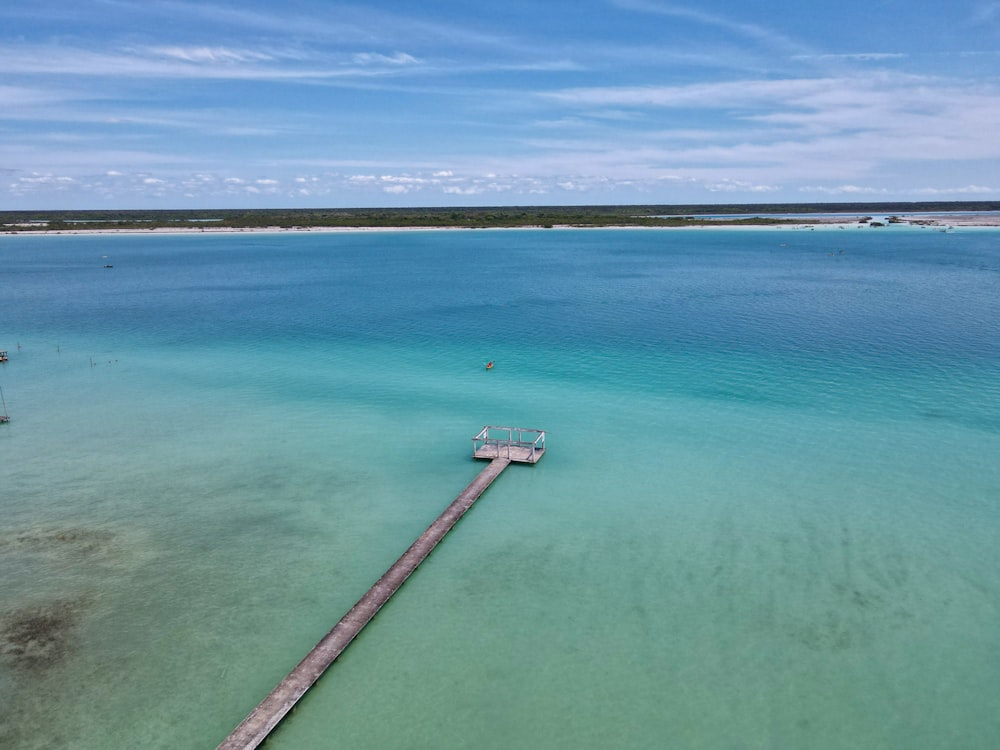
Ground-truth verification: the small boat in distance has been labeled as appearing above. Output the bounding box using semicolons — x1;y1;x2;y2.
485;360;494;370
0;350;8;362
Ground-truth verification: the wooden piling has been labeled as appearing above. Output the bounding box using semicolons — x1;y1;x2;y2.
217;456;512;750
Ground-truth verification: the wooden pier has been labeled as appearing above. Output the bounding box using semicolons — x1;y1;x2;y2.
217;427;544;750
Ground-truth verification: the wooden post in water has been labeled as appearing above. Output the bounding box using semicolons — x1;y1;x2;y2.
217;456;513;750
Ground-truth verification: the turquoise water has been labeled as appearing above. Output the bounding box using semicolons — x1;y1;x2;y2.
1;227;998;748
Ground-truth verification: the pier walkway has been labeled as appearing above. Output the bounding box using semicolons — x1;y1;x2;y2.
218;426;543;750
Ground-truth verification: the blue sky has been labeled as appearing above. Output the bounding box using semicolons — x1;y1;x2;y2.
3;0;1000;208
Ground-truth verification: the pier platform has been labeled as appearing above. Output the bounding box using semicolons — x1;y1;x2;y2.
473;426;545;464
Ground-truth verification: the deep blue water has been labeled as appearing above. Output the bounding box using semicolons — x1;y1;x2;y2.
1;226;998;749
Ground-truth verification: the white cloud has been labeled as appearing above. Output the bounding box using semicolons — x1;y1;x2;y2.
352;52;419;66
380;174;428;184
147;46;275;64
792;53;907;62
800;185;889;195
17;173;74;184
909;184;997;195
8;172;77;195
442;185;486;195
704;179;779;193
801;183;999;197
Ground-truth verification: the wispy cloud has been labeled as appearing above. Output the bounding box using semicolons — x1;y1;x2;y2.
704;179;779;193
352;52;420;66
970;2;1000;23
0;44;426;82
799;185;889;195
147;46;278;64
909;184;998;195
545;77;835;108
117;0;520;54
792;52;908;62
0;84;82;108
545;73;1000;161
612;0;810;56
800;183;1000;196
0;39;570;87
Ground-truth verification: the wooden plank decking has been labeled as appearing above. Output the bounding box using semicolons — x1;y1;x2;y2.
473;442;544;463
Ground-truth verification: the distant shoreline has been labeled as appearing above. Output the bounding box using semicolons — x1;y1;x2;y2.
4;202;1000;235
5;214;1000;236
5;203;1000;237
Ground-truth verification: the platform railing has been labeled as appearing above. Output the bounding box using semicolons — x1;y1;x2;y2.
472;426;545;462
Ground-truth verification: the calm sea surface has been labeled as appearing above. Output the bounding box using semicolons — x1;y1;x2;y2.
2;226;999;749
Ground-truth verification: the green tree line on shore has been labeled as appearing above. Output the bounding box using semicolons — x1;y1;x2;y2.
3;202;998;231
